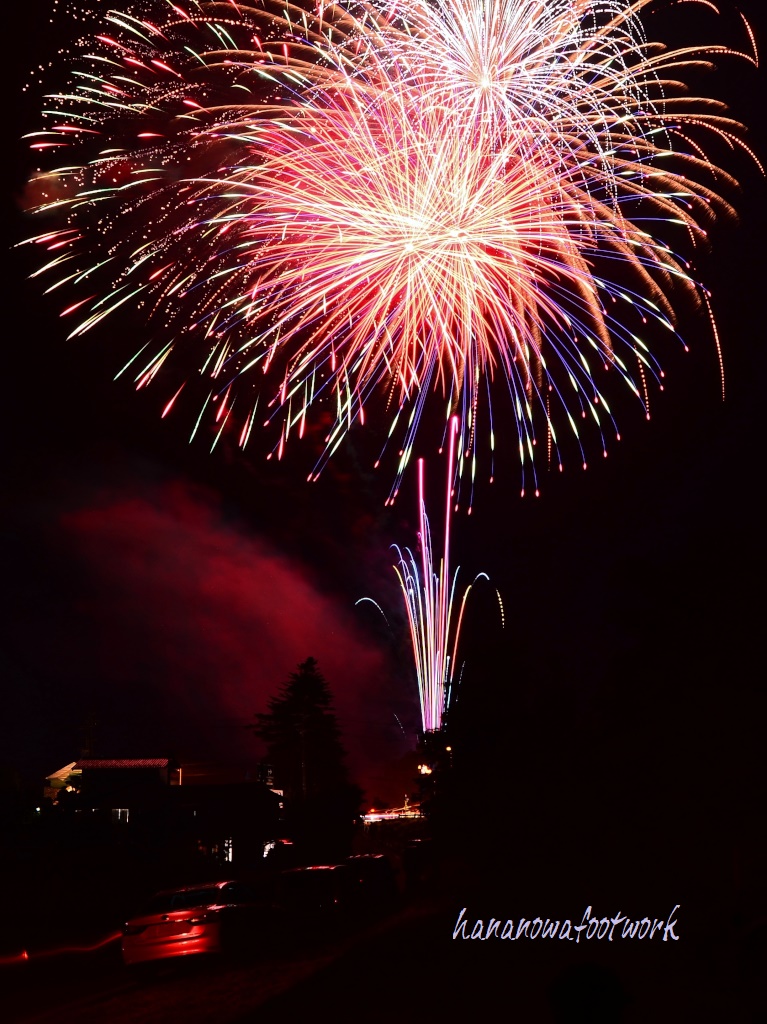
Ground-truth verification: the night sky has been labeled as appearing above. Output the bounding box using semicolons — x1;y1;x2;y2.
3;0;765;846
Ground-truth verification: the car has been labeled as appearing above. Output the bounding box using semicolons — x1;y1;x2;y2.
121;880;269;966
276;864;354;921
345;854;399;908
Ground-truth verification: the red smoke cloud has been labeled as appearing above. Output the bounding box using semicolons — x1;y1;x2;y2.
57;476;414;799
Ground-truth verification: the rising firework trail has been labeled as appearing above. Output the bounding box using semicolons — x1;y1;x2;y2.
390;418;500;732
22;0;759;498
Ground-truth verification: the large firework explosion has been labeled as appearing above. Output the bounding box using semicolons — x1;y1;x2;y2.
23;0;758;498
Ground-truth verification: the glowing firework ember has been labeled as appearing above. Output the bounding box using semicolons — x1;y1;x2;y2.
23;0;759;496
390;418;500;732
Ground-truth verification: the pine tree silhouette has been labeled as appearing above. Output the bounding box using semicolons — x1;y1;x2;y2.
249;657;349;801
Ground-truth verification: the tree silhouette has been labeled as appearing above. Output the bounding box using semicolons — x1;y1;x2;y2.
248;657;361;856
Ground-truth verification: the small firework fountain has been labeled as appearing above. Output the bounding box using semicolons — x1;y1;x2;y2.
392;418;501;734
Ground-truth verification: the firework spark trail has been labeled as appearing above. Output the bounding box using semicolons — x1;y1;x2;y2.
186;91;637;489
392;417;497;732
22;0;759;497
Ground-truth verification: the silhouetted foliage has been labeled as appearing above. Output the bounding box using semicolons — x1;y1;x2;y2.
249;657;348;799
247;657;362;857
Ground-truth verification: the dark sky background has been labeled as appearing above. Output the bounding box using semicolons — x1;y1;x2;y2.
3;0;765;838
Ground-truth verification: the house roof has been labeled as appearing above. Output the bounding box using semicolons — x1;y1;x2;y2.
72;759;173;770
46;762;78;783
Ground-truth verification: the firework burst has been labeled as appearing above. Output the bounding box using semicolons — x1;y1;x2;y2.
23;0;759;497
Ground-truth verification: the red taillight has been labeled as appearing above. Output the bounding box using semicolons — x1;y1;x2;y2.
187;908;222;925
